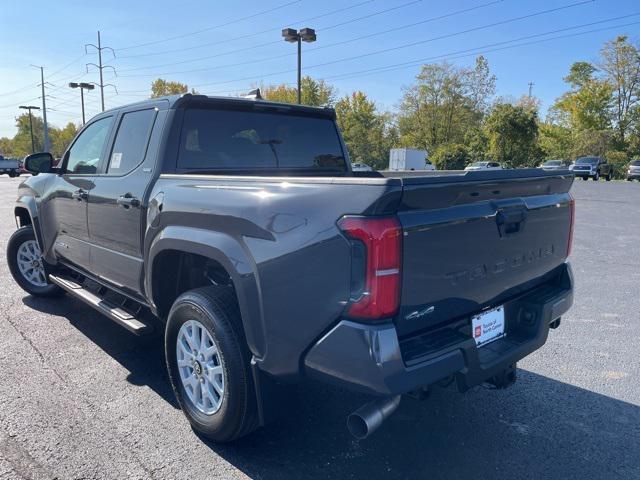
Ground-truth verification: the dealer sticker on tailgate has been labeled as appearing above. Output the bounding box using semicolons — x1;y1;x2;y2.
472;306;505;347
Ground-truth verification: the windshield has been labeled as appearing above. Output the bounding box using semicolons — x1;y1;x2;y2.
576;157;599;165
469;162;487;167
544;160;562;166
178;108;347;173
630;160;640;166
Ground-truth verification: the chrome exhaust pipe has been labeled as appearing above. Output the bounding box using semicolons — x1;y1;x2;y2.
347;395;401;439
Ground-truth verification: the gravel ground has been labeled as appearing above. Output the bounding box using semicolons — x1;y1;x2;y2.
0;176;638;480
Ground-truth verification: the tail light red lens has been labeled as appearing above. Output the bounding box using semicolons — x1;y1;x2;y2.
567;194;575;256
338;216;402;320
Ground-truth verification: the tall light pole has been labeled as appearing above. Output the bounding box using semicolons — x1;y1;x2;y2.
281;28;316;104
69;82;95;125
19;105;40;153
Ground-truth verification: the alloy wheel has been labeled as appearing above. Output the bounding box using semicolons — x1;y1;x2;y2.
176;319;225;415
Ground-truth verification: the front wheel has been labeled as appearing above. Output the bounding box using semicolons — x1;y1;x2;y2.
8;171;16;178
593;171;600;181
165;287;258;442
7;226;63;297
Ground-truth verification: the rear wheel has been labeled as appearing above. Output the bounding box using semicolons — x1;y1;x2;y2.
582;177;588;181
8;171;15;178
165;286;258;442
7;226;63;297
606;171;612;181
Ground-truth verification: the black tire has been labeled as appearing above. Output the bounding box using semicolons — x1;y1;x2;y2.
593;171;599;181
582;177;588;181
6;226;63;297
165;286;258;442
8;171;15;178
606;171;612;181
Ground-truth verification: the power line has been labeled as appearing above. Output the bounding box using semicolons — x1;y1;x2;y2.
191;10;638;89
116;0;377;60
0;84;38;98
116;0;498;75
115;0;303;52
322;17;640;82
121;0;592;81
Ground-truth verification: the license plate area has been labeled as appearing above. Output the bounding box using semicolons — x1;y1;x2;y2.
472;306;505;347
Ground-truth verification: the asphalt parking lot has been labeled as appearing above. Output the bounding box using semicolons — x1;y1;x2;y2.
0;176;638;480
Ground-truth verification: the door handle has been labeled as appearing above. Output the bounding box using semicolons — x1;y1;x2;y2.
117;194;140;208
72;189;88;201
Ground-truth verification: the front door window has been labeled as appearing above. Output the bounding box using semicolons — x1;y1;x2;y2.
66;117;112;174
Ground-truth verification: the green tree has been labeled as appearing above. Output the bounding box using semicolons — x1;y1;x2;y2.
0;137;15;157
49;122;78;158
397;57;495;151
605;150;628;179
484;103;539;167
538;123;572;160
598;36;640;144
564;61;597;88
571;129;615;158
11;113;45;156
551;78;613;131
334;91;393;170
150;79;196;98
430;143;470;170
262;77;337;106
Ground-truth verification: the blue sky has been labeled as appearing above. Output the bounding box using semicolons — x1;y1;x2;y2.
1;0;639;138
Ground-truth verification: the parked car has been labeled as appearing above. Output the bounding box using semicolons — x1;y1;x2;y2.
0;155;21;177
540;159;567;171
9;94;575;442
569;156;612;181
388;148;434;171
351;162;373;172
465;161;503;171
626;159;640;181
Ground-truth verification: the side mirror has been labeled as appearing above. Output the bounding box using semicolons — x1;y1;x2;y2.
24;152;54;174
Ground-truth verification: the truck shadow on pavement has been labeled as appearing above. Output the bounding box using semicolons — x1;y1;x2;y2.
23;295;640;480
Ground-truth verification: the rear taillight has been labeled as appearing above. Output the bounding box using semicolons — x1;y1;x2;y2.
567;194;575;256
338;216;402;320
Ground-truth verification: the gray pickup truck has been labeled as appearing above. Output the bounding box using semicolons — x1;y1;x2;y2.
8;94;575;442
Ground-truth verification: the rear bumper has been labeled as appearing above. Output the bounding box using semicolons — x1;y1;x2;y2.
304;263;574;396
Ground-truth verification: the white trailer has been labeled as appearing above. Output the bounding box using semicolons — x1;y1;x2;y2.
388;148;434;171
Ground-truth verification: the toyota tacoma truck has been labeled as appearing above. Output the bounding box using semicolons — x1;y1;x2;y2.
8;94;575;442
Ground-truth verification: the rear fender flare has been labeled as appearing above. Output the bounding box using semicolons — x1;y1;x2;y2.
146;226;266;358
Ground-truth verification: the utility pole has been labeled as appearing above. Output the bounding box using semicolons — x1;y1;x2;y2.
19;105;40;153
528;82;535;98
30;65;50;152
85;31;116;112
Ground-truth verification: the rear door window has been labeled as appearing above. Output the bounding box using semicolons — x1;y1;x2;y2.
178;108;346;173
107;109;156;175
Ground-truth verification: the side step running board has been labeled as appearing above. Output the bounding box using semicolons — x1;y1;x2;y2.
49;274;152;335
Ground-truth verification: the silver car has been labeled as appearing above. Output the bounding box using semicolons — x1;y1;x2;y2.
540;160;567;171
464;161;502;171
627;160;640;181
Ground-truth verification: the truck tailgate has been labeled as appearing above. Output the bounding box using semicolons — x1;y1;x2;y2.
395;170;574;337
